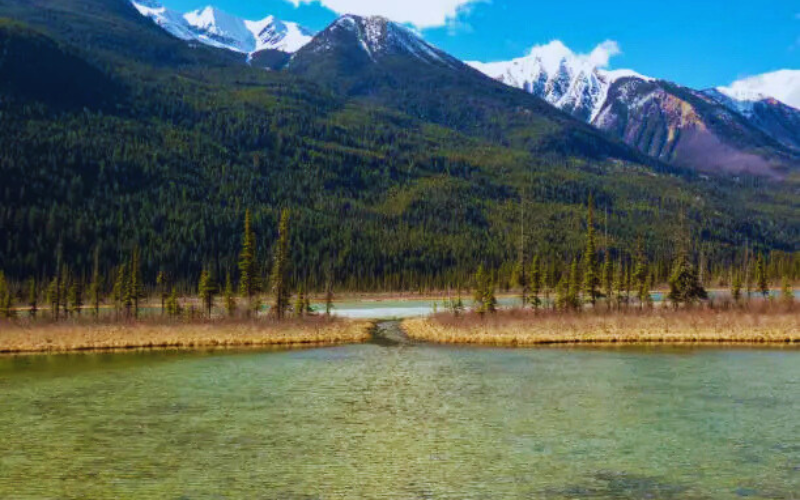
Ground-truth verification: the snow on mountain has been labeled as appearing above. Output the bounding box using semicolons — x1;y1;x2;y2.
130;1;314;55
468;41;651;122
317;15;456;66
716;70;800;111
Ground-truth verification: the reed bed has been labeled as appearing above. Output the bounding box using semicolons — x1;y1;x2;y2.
0;317;373;354
403;306;799;346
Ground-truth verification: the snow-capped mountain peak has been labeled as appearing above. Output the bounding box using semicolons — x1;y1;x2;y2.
321;14;452;66
468;41;651;122
130;1;314;55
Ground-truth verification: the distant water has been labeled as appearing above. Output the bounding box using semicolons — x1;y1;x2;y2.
1;343;798;498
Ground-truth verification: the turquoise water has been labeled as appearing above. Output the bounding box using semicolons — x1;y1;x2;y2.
1;341;798;498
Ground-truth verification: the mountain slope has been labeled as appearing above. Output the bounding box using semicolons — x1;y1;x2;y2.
0;1;797;288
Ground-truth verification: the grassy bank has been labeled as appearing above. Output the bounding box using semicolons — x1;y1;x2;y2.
403;306;799;346
0;317;373;354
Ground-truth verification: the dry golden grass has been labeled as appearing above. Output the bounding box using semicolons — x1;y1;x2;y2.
403;306;799;346
0;317;373;354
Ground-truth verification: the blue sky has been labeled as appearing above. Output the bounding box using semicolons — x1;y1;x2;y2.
162;0;799;89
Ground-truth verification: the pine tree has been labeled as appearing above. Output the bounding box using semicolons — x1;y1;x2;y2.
47;276;60;320
633;239;649;308
59;267;69;318
512;257;528;308
26;277;37;318
731;271;742;304
68;279;83;316
157;270;167;315
529;255;541;309
270;209;292;320
113;263;127;317
238;209;260;314
555;273;568;310
567;259;581;310
130;247;144;318
781;275;794;306
224;273;237;317
0;272;11;319
603;252;613;309
166;287;181;317
473;265;497;315
613;258;625;309
89;247;101;317
198;268;216;318
294;287;306;318
755;253;769;299
583;195;600;306
668;249;707;307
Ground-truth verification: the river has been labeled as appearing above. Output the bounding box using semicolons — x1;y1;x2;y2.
1;322;798;498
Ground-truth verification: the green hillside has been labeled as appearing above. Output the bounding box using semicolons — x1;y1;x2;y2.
0;0;797;291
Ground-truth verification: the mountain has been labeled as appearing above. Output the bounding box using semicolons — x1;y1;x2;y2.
470;48;800;177
0;1;797;287
593;78;798;177
288;16;651;164
130;1;314;56
468;41;651;123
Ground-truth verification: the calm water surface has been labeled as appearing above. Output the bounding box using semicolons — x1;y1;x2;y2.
1;335;798;499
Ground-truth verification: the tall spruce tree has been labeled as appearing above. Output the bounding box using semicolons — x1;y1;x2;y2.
130;248;144;318
603;252;613;309
567;259;581;310
781;275;794;306
633;239;649;308
224;273;237;317
0;272;10;319
667;249;707;307
89;247;102;317
113;263;127;317
270;209;292;320
47;276;60;320
755;254;769;298
198;269;217;318
68;279;83;316
583;195;600;306
731;272;742;304
26;277;37;318
157;271;168;315
238;209;260;314
613;258;625;309
529;255;541;309
166;287;181;317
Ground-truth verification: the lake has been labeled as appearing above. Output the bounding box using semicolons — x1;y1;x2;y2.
1;330;798;498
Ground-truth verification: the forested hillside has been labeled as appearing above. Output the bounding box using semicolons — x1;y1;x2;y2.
0;0;798;292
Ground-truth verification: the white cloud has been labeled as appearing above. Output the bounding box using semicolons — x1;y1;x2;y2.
718;70;800;110
524;40;622;73
287;0;481;28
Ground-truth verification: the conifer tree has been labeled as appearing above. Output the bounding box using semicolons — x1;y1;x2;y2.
529;255;541;309
781;275;794;306
239;209;260;314
27;277;37;318
472;265;497;315
130;247;144;318
668;248;707;307
633;239;649;308
603;252;613;309
543;260;553;310
157;271;168;315
567;259;581;310
113;263;127;317
512;257;528;308
198;269;216;318
59;267;69;318
583;195;600;306
294;287;306;318
224;273;237;317
47;276;60;320
68;279;83;316
755;254;769;299
270;209;292;320
0;272;11;319
166;287;181;317
613;258;625;309
555;273;568;310
89;247;102;317
731;272;742;304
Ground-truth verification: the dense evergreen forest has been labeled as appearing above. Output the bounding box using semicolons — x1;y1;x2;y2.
0;0;798;294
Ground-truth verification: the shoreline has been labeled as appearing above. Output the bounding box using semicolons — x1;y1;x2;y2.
402;309;800;347
0;318;374;355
